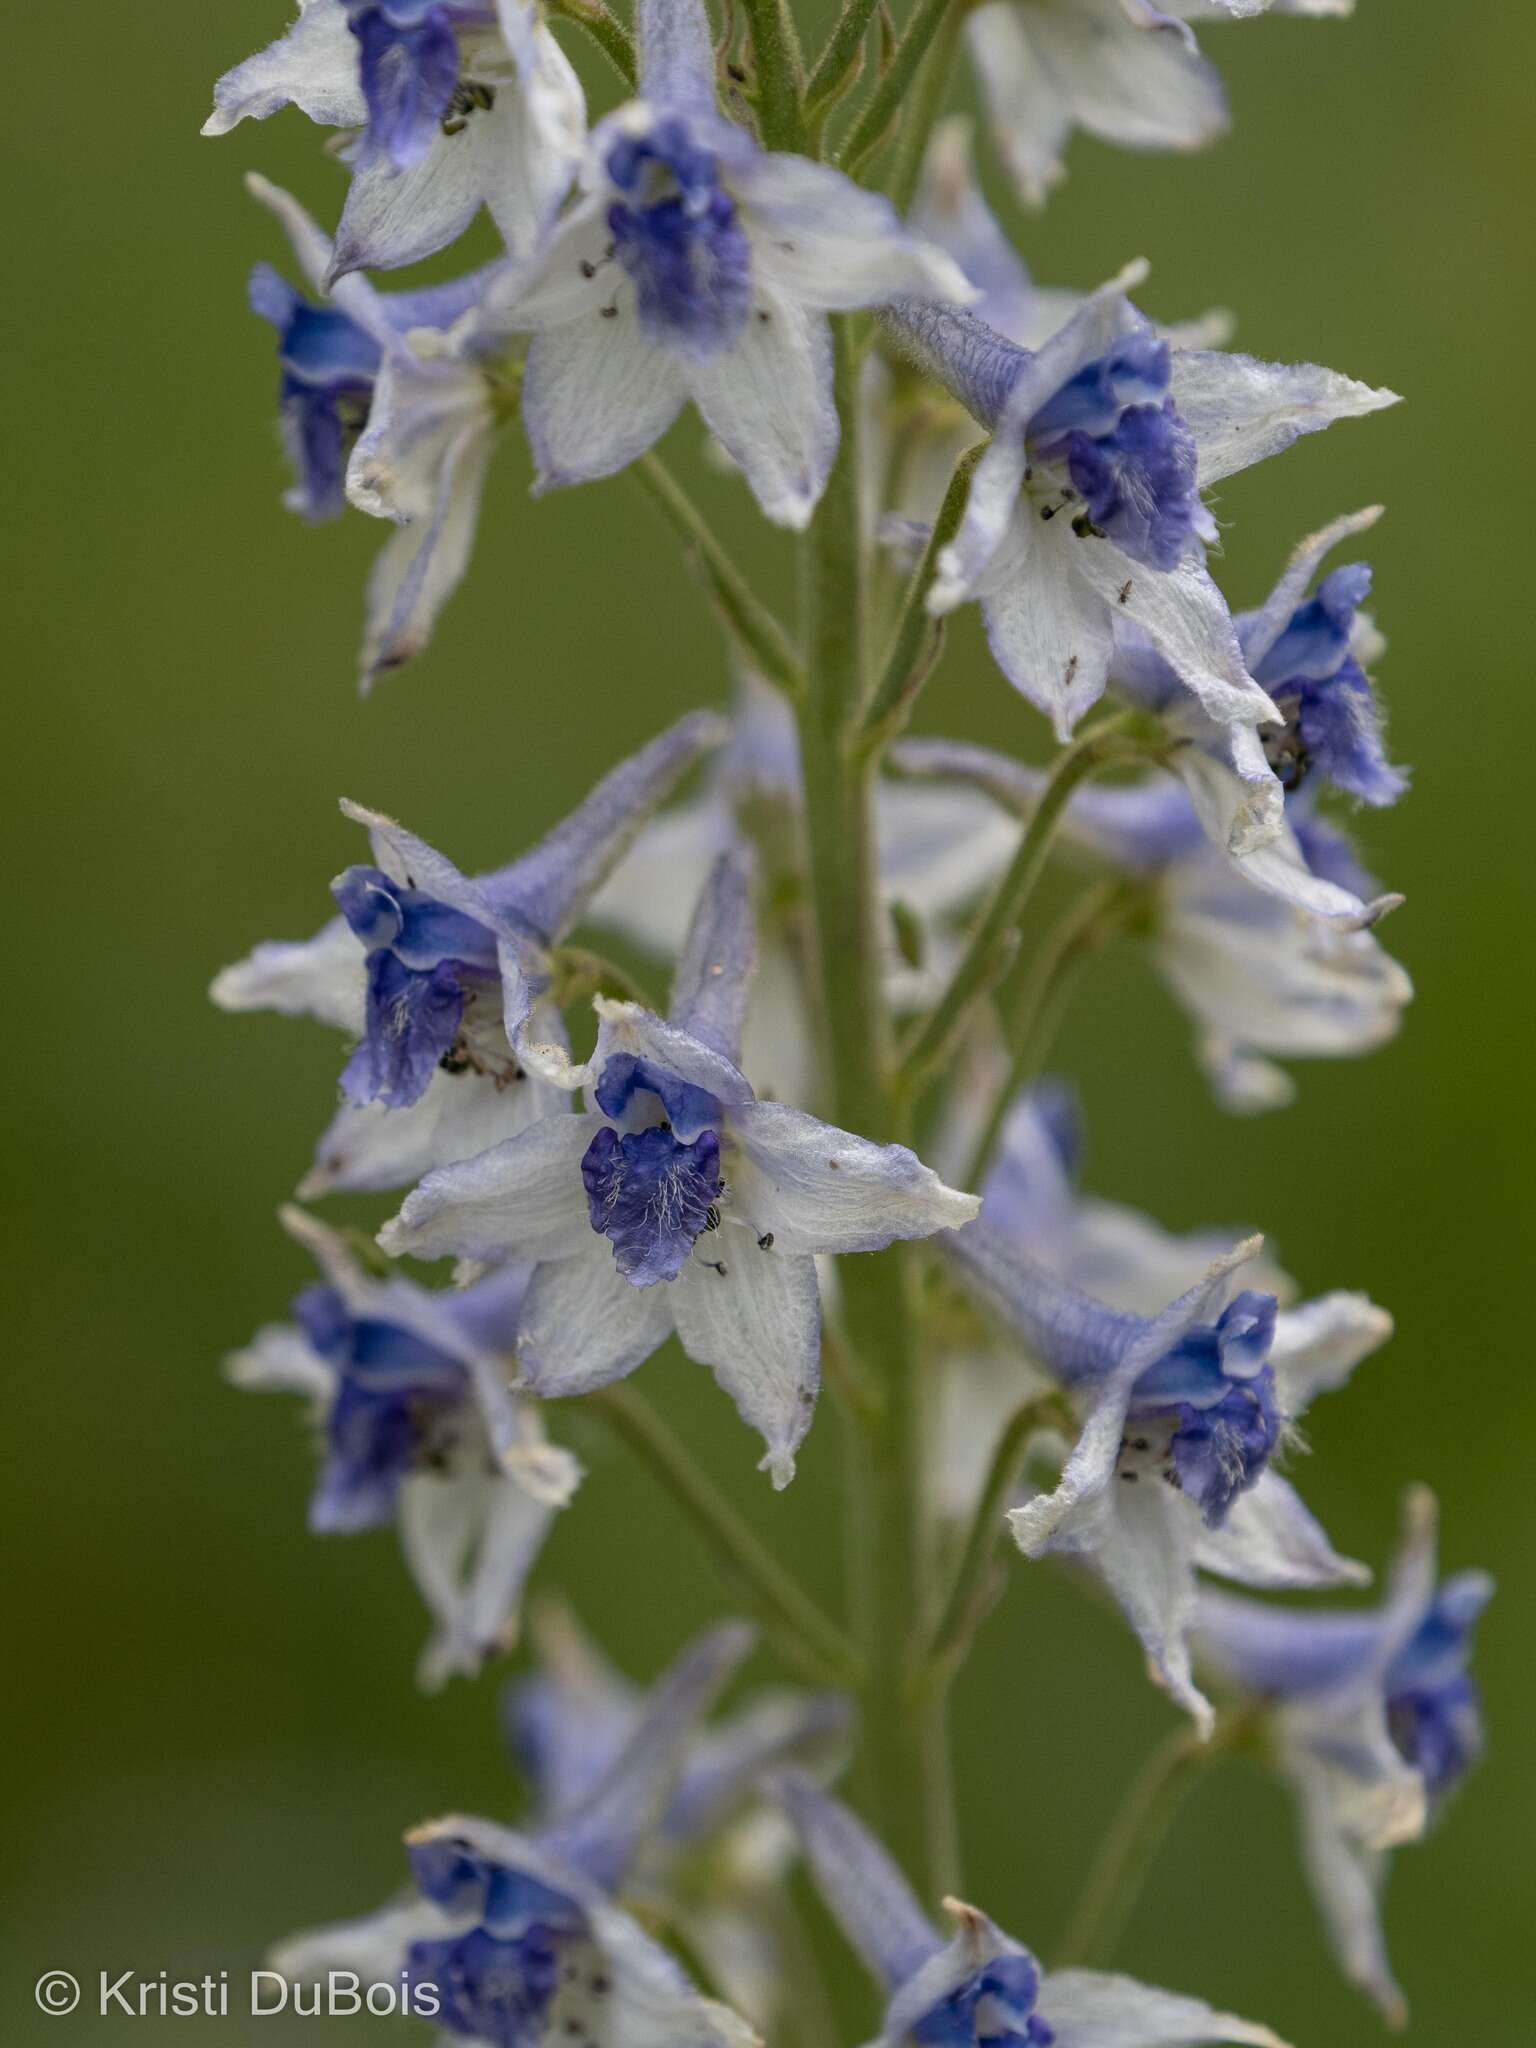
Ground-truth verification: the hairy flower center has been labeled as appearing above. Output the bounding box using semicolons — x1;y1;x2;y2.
581;1122;723;1286
1024;334;1200;571
605;119;753;355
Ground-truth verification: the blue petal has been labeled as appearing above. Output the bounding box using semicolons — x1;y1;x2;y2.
341;950;467;1109
407;1924;565;2048
607;118;753;360
351;4;462;171
593;1053;723;1137
912;1953;1052;2048
581;1123;723;1286
1385;1572;1493;1804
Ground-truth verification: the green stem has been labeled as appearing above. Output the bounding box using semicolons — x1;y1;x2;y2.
592;1383;860;1688
797;317;948;1897
1056;1714;1257;1966
861;441;986;746
545;0;637;87
922;1390;1073;1688
839;0;966;177
959;880;1131;1191
806;0;881;114
632;455;804;699
742;0;807;149
899;730;1134;1094
885;0;967;212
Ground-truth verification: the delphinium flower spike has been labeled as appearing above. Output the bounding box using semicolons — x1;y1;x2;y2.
380;848;980;1483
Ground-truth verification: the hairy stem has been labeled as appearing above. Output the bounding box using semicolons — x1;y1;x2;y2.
922;1389;1074;1688
633;455;804;698
798;317;950;1897
898;729;1134;1094
741;0;807;150
806;0;882;114
886;0;968;211
546;0;637;88
1056;1713;1257;1966
839;0;966;177
862;441;985;746
960;880;1133;1190
593;1383;860;1688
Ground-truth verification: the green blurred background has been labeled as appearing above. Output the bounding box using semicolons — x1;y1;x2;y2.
6;1;1533;2040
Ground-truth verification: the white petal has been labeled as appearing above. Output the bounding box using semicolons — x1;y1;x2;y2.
965;6;1074;208
1271;1290;1393;1409
224;1323;333;1402
740;156;975;311
1077;545;1279;729
1196;1472;1370;1590
523;309;688;492
1091;1480;1214;1733
378;1111;600;1263
332;129;499;280
1160;859;1412;1059
1230;818;1385;928
670;848;757;1062
517;1238;674;1395
1039;1968;1289;2048
1293;1765;1406;2026
1198;1035;1296;1114
203;1;365;135
688;294;837;530
977;512;1114;738
729;1100;979;1255
874;780;1021;921
210;917;364;1033
299;1063;560;1198
271;1898;462;1986
672;1247;821;1487
1024;0;1229;152
359;420;495;689
486;20;587;260
1171;351;1401;488
456;1472;559;1665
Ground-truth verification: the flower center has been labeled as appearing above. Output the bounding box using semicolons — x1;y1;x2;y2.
912;1955;1055;2048
1249;565;1404;806
407;1853;594;2047
348;5;497;168
1120;1291;1280;1524
1024;334;1200;572
605;118;753;356
581;1123;723;1286
333;865;505;1110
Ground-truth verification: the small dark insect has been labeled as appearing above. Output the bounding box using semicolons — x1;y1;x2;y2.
1064;654;1079;687
1118;579;1133;604
441;80;496;134
757;1231;775;1251
757;308;772;324
1120;1471;1139;1484
599;304;618;319
579;259;597;278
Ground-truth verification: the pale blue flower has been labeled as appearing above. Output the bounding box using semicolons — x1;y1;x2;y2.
227;1207;579;1688
379;850;981;1484
891;738;1411;1109
1195;1489;1492;2024
965;0;1355;210
1109;505;1405;878
241;175;516;688
776;1772;1289;2048
212;712;722;1197
945;1198;1390;1730
511;1604;850;2031
882;279;1396;737
204;0;585;277
270;1622;762;2048
484;0;973;526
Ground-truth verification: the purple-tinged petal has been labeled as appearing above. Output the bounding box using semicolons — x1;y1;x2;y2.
669;848;758;1063
204;0;367;135
730;1101;979;1255
772;1773;943;1991
1171;351;1400;488
379;1110;600;1264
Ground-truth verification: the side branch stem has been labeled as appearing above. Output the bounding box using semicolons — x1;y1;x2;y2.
633;455;804;699
593;1383;860;1688
898;730;1134;1092
839;0;966;176
862;441;985;745
546;0;637;87
1056;1711;1260;1966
